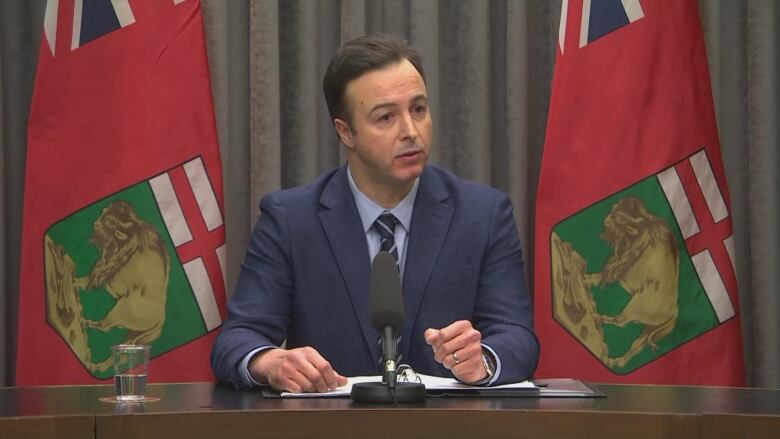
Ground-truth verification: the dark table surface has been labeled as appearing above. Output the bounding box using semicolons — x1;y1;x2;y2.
2;380;779;439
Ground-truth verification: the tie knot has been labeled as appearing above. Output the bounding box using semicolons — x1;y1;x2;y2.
373;212;400;267
373;213;397;240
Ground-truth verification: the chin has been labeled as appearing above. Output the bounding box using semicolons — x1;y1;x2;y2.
397;164;425;181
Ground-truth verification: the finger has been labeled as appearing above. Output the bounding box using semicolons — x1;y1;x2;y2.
426;330;446;356
442;342;483;369
307;354;342;390
424;328;439;347
272;366;310;393
435;328;481;364
276;349;320;392
451;353;480;375
274;378;303;394
430;321;472;356
435;336;467;364
426;324;460;352
451;355;486;383
291;351;331;393
285;367;316;392
437;320;473;342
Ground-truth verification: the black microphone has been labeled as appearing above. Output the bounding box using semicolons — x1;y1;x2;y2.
350;251;426;404
368;251;404;389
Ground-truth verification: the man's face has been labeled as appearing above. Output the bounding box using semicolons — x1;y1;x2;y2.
335;59;432;196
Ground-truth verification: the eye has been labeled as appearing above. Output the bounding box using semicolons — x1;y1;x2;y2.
376;112;394;123
411;104;427;118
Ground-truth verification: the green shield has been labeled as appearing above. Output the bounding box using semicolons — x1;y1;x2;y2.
551;175;721;373
44;182;208;379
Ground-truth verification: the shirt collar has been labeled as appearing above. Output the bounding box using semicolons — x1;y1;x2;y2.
347;165;419;233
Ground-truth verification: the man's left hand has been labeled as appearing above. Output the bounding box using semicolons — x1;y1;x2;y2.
424;320;487;384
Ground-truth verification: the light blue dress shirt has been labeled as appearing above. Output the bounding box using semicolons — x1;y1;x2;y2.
346;167;419;278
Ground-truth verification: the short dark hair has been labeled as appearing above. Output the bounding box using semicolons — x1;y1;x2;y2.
323;33;425;126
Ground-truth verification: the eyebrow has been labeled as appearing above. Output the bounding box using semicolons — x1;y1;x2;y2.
368;94;428;115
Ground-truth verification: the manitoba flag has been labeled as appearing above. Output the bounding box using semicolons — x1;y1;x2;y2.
535;0;745;385
17;0;226;385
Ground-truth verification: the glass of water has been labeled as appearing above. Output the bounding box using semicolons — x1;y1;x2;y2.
112;344;150;402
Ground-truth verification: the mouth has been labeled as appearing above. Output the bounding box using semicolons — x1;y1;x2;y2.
396;149;423;163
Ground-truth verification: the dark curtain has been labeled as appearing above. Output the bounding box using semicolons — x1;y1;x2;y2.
2;0;778;387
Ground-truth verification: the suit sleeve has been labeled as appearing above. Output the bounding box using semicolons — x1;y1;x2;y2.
210;194;293;388
475;193;540;384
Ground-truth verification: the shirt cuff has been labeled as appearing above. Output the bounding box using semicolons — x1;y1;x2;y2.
476;344;501;386
239;346;275;387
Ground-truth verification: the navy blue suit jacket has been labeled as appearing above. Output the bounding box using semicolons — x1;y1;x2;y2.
211;165;539;388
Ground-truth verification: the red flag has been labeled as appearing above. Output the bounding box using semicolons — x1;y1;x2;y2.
534;0;744;385
17;0;226;385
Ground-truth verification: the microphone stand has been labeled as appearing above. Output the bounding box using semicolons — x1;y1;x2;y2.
382;326;397;391
350;326;426;404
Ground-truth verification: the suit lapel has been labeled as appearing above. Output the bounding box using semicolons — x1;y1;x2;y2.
318;166;379;364
401;168;453;359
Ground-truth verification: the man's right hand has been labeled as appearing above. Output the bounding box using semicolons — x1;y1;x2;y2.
248;347;348;393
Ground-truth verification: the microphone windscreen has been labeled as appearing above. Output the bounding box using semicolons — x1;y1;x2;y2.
369;251;404;331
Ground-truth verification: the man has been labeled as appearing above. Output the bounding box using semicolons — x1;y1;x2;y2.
211;33;539;392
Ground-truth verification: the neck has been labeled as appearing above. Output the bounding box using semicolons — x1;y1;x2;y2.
348;165;414;209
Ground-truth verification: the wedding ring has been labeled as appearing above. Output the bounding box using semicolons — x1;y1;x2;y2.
452;352;460;365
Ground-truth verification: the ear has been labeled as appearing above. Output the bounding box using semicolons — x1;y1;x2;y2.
114;229;128;241
334;118;354;149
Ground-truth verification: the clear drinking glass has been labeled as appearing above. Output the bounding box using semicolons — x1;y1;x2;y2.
112;344;150;402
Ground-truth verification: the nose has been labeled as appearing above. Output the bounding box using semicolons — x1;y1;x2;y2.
398;111;419;141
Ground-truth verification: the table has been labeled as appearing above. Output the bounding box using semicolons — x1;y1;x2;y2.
2;380;779;439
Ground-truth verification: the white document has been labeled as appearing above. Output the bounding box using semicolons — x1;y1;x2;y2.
280;373;537;398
